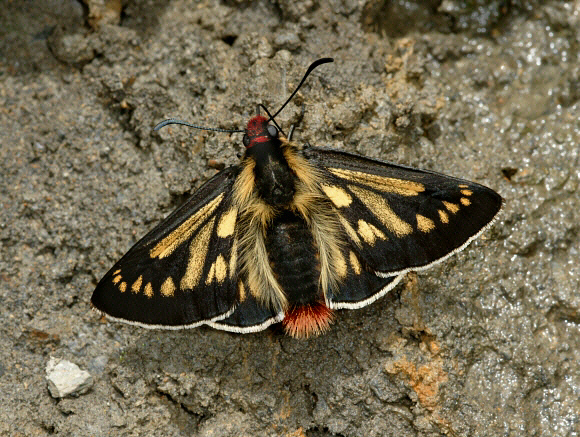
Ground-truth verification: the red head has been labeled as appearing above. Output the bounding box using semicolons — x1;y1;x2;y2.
243;115;279;148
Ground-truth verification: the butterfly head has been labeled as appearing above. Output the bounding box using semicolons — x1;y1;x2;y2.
243;115;279;149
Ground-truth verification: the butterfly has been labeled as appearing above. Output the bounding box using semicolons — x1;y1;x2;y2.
91;58;503;338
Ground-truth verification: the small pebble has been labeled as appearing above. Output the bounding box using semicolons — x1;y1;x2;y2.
46;357;93;398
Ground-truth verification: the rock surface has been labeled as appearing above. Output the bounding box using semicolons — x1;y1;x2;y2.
0;0;578;436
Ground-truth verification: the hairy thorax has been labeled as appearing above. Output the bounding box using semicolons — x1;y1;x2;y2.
233;138;345;334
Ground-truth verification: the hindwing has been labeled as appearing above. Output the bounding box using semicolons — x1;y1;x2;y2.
91;167;242;328
325;243;404;309
208;276;285;332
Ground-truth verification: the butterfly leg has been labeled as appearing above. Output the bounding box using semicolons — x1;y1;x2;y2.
287;104;306;141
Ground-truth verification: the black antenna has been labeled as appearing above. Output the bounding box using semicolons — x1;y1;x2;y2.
153;58;334;134
268;57;334;122
258;104;286;137
153;118;244;133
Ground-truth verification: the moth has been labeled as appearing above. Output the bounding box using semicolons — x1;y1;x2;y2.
91;58;503;338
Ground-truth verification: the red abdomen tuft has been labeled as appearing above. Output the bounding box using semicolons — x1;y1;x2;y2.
283;302;334;339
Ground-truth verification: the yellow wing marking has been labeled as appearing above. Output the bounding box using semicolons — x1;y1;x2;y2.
458;184;469;189
112;275;122;284
238;281;246;302
329;168;425;196
320;184;352;207
131;275;143;294
119;282;127;293
460;197;471;206
349;251;362;275
150;194;224;259
217;207;237;238
113;269;121;275
229;237;238;279
206;262;216;285
144;282;154;298
357;219;387;245
438;209;449;224
443;201;460;214
215;255;227;283
335;250;348;279
348;185;413;237
461;189;473;196
180;216;215;290
416;214;435;233
161;277;176;297
337;213;362;246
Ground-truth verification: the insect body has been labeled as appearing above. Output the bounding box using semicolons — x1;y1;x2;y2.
91;59;503;338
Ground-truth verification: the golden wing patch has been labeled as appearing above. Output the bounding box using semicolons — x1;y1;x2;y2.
92;168;242;328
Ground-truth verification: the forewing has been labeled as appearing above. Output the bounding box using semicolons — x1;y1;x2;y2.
91;167;242;328
306;147;503;276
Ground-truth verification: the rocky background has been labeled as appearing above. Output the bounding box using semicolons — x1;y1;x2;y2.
1;0;579;436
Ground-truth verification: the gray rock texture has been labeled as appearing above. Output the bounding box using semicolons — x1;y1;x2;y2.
1;0;578;436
